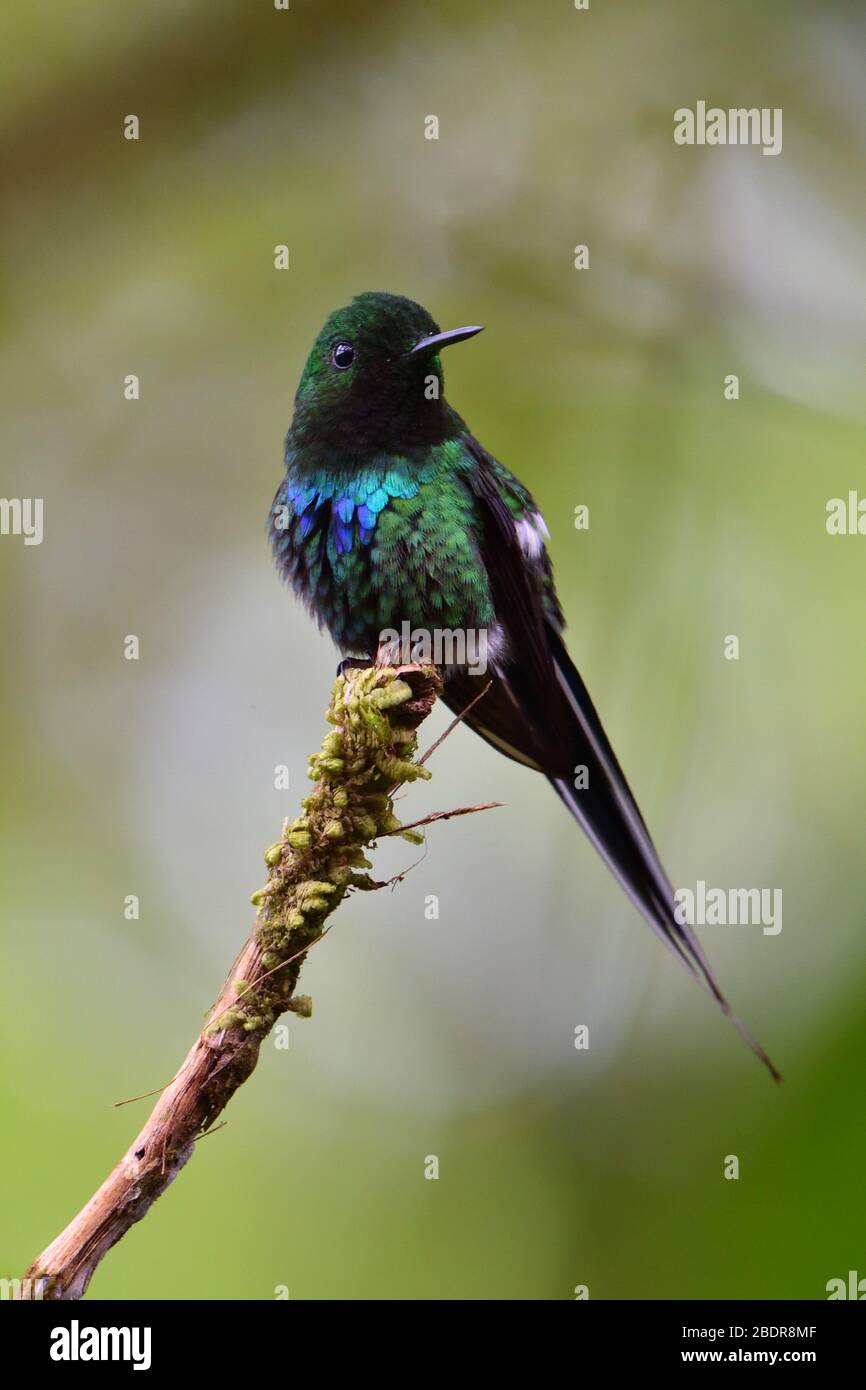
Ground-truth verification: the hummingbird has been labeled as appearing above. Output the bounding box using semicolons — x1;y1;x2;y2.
269;291;780;1081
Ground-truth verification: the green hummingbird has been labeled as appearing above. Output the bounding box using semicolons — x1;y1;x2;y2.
270;291;779;1081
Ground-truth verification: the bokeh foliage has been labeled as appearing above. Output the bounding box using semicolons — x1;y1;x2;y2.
1;0;865;1299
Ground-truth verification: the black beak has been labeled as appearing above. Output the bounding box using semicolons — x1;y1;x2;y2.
409;325;484;355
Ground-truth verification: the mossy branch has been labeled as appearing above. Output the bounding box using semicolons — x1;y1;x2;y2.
21;663;448;1300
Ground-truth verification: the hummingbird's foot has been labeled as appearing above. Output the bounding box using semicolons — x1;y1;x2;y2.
336;656;373;677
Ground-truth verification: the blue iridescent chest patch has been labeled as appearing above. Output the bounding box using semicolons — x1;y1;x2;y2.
283;462;430;555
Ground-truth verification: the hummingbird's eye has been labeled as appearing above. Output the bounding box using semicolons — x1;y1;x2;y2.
331;342;355;370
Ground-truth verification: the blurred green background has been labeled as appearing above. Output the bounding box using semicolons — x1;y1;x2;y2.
2;0;865;1300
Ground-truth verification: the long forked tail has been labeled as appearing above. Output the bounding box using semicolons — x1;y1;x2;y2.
544;628;782;1083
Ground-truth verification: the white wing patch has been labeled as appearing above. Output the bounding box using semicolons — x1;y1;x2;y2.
515;510;549;560
485;621;510;669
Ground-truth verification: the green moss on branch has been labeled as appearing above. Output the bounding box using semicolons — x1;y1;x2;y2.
208;664;440;1038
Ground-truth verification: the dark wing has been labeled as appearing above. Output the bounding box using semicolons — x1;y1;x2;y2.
444;436;780;1081
442;436;573;773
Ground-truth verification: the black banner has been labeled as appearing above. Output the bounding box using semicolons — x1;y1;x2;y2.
3;1299;861;1373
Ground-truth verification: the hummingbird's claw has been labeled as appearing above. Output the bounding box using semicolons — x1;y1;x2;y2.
336;656;372;677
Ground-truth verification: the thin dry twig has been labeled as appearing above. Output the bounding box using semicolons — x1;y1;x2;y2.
377;800;503;837
418;679;493;766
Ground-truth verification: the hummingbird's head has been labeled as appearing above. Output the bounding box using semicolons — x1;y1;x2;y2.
288;292;483;458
